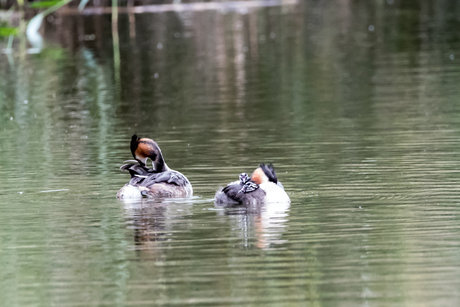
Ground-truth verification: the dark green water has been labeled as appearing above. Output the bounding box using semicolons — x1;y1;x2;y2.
2;1;460;306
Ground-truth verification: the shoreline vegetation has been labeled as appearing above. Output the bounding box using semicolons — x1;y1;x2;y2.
0;0;298;55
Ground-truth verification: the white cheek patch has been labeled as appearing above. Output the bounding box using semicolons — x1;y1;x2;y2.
261;175;269;184
136;155;148;165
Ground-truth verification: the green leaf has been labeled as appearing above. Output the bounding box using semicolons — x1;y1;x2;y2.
28;1;61;8
0;27;18;37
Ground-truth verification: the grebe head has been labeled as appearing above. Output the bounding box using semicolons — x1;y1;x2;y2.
251;163;278;184
130;134;168;172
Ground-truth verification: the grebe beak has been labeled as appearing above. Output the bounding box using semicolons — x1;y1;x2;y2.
135;155;148;166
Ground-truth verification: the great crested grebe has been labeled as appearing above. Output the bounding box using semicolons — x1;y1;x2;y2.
215;163;290;205
117;134;193;199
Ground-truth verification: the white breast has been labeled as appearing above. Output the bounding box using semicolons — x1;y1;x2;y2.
117;184;143;199
259;182;291;203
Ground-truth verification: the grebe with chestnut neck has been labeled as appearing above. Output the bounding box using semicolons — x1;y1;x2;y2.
117;134;193;199
215;163;290;205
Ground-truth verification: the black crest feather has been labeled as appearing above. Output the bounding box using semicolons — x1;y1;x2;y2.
130;134;140;158
260;163;277;184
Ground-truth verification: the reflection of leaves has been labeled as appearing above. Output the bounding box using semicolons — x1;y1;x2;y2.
26;13;44;51
34;46;66;60
27;1;61;8
26;0;73;53
0;27;18;37
78;0;90;11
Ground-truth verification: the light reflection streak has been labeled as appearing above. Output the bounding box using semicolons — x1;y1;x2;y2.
216;201;290;250
69;0;299;15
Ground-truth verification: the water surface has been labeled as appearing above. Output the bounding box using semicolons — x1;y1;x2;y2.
2;1;460;306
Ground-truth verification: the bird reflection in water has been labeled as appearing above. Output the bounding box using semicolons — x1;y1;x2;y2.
215;201;290;250
121;199;193;259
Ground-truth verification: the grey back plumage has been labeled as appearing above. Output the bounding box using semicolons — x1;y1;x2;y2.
218;182;266;204
121;162;190;189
